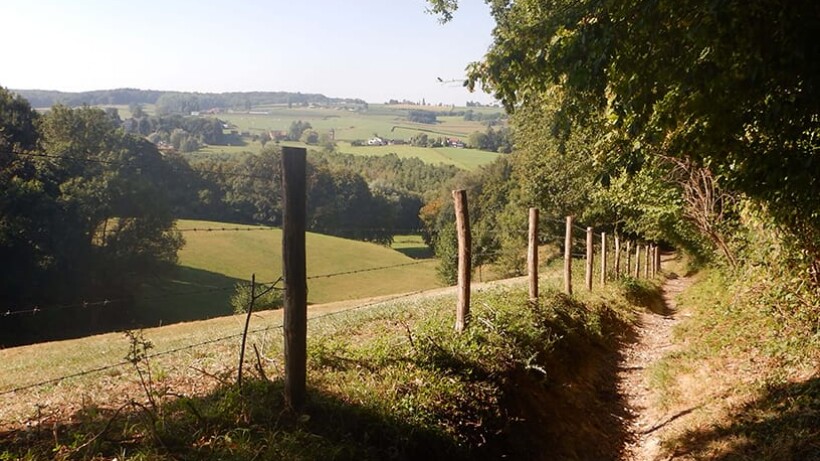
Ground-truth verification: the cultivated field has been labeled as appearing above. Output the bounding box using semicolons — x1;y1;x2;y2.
196;104;504;169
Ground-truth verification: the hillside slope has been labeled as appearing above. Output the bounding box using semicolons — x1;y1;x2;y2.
134;219;440;326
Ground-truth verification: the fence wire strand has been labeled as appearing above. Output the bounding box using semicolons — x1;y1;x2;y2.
0;288;427;397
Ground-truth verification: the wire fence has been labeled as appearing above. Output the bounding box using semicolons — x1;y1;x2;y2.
2;145;667;431
0;255;439;319
0;288;428;397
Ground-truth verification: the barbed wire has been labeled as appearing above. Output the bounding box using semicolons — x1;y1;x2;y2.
306;260;434;280
176;226;426;234
1;257;444;317
0;277;284;318
177;226;279;232
0;288;427;397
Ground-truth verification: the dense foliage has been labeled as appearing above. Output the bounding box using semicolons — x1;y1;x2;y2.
407;110;439;124
429;0;820;286
123;113;226;152
0;89;183;344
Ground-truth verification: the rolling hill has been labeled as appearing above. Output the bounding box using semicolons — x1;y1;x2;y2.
132;219;441;327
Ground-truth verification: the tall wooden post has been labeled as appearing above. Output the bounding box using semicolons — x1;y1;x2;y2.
453;190;471;332
282;147;307;410
655;244;662;274
528;208;539;303
564;216;573;295
586;227;594;291
601;232;607;286
635;244;641;278
625;240;632;276
614;233;621;277
645;243;651;278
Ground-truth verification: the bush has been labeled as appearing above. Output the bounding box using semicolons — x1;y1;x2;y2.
231;281;283;314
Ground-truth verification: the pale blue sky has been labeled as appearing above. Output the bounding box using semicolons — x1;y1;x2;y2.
2;0;497;104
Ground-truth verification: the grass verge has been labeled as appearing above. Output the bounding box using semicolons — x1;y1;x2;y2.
650;267;820;460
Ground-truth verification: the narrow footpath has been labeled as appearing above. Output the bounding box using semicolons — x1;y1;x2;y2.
619;275;693;461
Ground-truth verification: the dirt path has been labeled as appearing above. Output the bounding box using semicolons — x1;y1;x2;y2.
619;275;693;461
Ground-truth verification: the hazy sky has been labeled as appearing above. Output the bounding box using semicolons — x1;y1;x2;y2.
2;0;497;104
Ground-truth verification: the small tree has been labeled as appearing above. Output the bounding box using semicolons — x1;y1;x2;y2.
300;129;319;145
231;281;283;314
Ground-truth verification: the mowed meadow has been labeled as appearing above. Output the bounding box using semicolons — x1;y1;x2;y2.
132;219;442;327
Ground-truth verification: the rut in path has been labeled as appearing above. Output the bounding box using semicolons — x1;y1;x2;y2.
619;275;693;461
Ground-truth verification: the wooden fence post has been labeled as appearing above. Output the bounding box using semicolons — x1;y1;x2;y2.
601;232;607;286
586;227;594;291
564;216;573;295
635;243;641;278
625;240;632;276
528;208;538;303
614;233;621;277
453;190;471;333
282;146;307;410
645;243;651;278
655;244;662;274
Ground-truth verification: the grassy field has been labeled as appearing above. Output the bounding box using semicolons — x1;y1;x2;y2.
219;104;499;141
195;104;504;170
196;140;501;170
336;142;501;170
131;220;441;328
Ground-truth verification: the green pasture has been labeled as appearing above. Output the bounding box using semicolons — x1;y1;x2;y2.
336;142;501;170
194;140;501;170
217;105;495;142
133;220;441;326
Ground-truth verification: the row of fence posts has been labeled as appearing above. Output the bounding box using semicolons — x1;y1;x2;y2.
450;194;663;331
275;149;664;410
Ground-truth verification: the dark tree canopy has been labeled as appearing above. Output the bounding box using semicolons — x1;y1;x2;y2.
0;90;183;345
430;0;820;271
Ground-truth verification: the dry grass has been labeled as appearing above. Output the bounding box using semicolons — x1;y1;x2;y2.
646;267;820;460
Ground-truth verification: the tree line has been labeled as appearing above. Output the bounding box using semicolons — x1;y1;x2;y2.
12;88;366;113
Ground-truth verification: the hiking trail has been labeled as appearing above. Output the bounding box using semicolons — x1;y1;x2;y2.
619;274;693;461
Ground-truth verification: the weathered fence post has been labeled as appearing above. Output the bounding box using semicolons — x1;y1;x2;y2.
635;243;641;278
601;232;607;286
237;273;256;388
655;244;662;274
282;146;307;410
453;189;471;333
586;227;594;291
564;216;573;295
614;233;621;277
645;243;651;278
528;208;539;303
625;240;632;276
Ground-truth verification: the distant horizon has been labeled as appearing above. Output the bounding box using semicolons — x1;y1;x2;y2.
10;86;499;107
